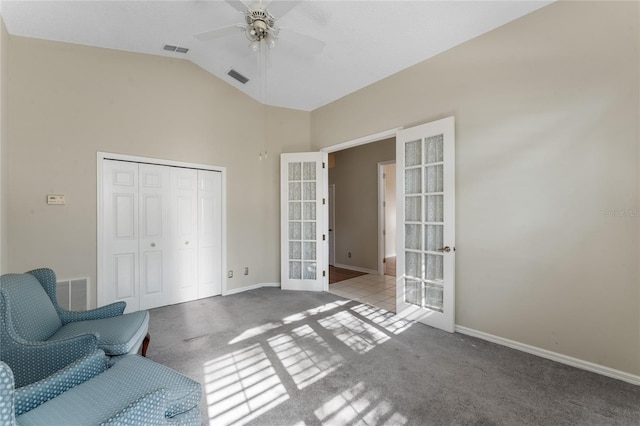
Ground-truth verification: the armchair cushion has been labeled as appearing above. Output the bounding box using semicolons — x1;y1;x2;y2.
15;355;202;425
49;310;149;355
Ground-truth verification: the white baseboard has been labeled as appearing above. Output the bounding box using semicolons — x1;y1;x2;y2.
222;282;280;296
334;263;379;275
455;325;640;386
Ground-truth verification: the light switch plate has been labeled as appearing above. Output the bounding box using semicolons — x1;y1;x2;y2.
47;194;65;205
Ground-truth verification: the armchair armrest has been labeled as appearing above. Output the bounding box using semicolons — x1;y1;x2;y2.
101;388;169;425
58;301;127;324
1;330;99;388
14;350;108;416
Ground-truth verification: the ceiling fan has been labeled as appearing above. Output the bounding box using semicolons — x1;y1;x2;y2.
194;0;324;55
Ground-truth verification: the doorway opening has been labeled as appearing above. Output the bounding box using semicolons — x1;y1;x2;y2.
323;128;399;312
378;161;397;278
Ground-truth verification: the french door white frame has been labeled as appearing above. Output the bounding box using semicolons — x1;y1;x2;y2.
320;123;455;333
320;128;403;279
96;152;227;307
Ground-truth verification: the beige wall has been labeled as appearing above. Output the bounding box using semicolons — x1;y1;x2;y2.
4;35;310;305
328;138;395;271
313;1;640;375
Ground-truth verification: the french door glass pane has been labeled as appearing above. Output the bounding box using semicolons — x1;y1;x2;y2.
289;242;301;260
405;169;421;194
289;163;301;181
425;135;443;163
289;182;301;200
424;283;443;312
405;224;421;250
289;202;301;220
425;254;443;281
425;165;443;193
303;222;315;240
303;182;316;200
303;262;316;280
405;279;421;306
405;252;421;279
405;140;422;167
303;202;316;220
426;195;443;222
425;225;443;252
288;160;317;280
303;242;316;260
289;222;301;240
403;133;447;311
405;196;421;222
303;162;316;180
290;261;302;279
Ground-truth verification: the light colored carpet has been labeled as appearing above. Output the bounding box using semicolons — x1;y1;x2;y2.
147;288;639;425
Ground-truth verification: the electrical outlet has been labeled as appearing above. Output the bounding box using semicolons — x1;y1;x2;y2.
244;267;249;275
348;252;352;258
228;270;233;278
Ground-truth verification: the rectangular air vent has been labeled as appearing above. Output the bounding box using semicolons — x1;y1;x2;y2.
227;69;249;84
57;277;89;311
163;45;189;54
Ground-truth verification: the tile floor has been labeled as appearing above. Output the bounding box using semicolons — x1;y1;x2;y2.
328;274;396;313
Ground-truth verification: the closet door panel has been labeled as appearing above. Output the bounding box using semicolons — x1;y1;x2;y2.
103;160;139;312
171;168;199;303
198;170;222;298
139;164;171;310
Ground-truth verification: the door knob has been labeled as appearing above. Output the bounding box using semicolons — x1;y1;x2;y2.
150;243;156;248
185;241;189;245
437;246;451;252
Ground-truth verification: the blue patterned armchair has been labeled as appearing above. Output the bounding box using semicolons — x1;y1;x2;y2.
0;268;150;387
0;350;202;424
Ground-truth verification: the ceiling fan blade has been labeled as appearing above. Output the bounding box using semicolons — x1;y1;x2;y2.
225;0;250;13
194;24;245;42
267;0;304;19
279;28;325;54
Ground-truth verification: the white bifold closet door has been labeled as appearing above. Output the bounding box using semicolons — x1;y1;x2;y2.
102;160;222;312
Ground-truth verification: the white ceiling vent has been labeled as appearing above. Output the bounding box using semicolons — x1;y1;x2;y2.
163;44;189;54
227;69;249;85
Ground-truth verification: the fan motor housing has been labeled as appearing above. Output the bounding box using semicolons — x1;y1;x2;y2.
246;8;275;29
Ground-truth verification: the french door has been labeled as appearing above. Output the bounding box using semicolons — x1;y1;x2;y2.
280;152;327;291
396;117;456;332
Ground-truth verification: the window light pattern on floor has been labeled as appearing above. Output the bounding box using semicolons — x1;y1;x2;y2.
268;324;343;390
314;381;408;425
228;300;350;345
203;343;289;425
350;304;413;335
205;291;413;425
317;311;390;355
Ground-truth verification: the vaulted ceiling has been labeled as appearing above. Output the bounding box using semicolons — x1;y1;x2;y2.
1;1;552;111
